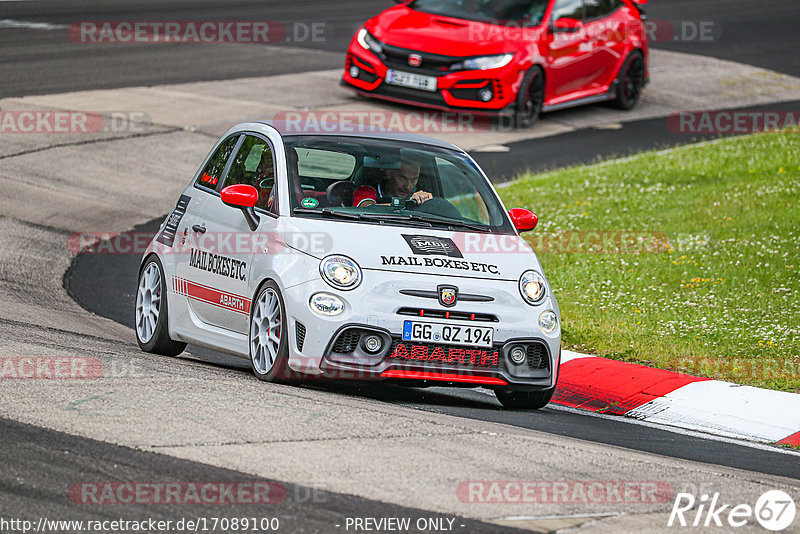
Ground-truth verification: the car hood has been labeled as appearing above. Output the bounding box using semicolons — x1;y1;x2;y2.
284;217;541;282
367;6;517;57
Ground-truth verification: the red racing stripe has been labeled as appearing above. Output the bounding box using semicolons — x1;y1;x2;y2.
553;357;710;415
172;276;250;315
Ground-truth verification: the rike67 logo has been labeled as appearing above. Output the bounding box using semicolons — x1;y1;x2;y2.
669;490;796;531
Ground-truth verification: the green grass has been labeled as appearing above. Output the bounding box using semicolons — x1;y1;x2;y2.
499;131;800;391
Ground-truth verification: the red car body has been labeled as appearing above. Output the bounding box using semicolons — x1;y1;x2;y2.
342;0;649;125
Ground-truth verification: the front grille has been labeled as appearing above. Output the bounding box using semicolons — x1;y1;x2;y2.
296;322;306;352
331;330;362;354
380;44;460;77
386;339;501;369
527;343;549;370
374;83;448;106
397;307;498;323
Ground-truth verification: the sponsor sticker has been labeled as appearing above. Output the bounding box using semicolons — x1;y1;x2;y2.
301;197;319;208
402;234;463;258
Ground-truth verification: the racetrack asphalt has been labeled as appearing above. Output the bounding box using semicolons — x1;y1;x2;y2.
4;0;800;529
0;417;526;534
64;217;800;481
1;0;798;97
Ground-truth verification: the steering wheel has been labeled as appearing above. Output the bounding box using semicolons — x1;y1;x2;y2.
326;181;357;207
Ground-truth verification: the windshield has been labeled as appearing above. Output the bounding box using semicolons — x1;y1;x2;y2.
409;0;550;25
285;135;514;234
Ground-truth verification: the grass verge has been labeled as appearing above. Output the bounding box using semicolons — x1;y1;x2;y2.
499;131;800;391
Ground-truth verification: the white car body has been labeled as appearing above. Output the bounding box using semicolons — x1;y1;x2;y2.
138;122;561;408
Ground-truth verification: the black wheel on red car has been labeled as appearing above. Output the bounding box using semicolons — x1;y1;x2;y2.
514;66;545;129
249;280;292;383
612;51;645;110
494;387;555;410
135;255;187;356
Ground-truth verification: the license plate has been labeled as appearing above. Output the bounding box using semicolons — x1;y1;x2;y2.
386;69;437;92
402;321;493;348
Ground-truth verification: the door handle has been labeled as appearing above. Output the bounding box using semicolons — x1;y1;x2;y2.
192;224;207;234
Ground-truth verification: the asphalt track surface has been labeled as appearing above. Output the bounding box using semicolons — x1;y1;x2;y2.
4;0;800;526
0;417;524;533
65;218;800;481
0;0;798;97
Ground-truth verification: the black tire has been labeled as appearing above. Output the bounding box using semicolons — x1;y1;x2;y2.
513;66;545;129
495;387;555;410
611;51;645;110
135;255;187;356
249;280;292;383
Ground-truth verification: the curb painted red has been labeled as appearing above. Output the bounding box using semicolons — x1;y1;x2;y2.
778;432;800;447
554;357;710;415
554;353;800;445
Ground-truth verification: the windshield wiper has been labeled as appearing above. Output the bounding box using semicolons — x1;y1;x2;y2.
293;208;491;232
359;212;490;232
292;207;361;220
293;208;435;228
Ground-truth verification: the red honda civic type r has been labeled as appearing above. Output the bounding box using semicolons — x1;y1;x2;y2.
342;0;649;127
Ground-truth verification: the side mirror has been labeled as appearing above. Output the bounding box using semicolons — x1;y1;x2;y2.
509;208;538;232
551;17;583;33
221;184;260;231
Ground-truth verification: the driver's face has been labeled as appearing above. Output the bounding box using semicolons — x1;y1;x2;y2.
385;163;420;197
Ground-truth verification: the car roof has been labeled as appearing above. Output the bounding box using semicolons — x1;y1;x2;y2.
252;120;464;152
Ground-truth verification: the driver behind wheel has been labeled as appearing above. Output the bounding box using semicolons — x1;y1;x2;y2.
376;158;433;205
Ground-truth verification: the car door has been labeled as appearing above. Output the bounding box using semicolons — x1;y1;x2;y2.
187;133;280;334
173;133;240;326
582;0;626;89
544;0;594;100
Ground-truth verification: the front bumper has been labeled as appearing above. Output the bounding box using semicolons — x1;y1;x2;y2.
282;271;560;389
342;45;522;117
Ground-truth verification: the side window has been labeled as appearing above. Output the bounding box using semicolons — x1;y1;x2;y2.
223;135;277;213
551;0;584;21
196;135;238;190
584;0;616;19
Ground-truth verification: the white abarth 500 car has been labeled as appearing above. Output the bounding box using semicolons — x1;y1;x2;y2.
136;122;561;409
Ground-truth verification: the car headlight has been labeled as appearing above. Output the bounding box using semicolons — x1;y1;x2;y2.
539;310;558;335
519;270;546;305
320;255;362;290
455;54;514;71
357;28;383;55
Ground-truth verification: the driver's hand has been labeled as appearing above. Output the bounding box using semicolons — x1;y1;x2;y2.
410;190;433;205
